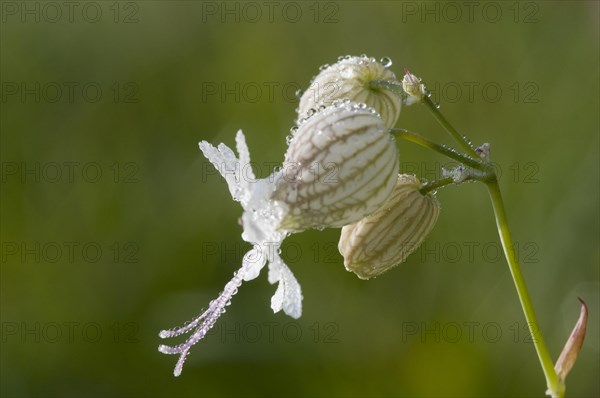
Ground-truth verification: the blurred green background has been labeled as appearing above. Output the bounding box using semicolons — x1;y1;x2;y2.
1;1;598;397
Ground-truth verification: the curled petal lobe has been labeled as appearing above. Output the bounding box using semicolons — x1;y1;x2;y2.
268;252;303;319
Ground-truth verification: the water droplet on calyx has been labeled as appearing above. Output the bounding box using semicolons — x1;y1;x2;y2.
380;56;392;68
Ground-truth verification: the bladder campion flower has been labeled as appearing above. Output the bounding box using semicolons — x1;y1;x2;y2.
159;55;584;398
159;100;400;376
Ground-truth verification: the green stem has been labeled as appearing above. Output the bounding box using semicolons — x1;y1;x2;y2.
370;79;479;158
485;179;563;398
370;79;404;97
391;128;487;172
422;96;479;158
419;177;454;196
378;76;560;397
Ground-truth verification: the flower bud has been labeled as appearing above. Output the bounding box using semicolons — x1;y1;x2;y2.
273;101;399;232
339;174;440;280
298;55;402;129
554;298;588;386
402;72;426;105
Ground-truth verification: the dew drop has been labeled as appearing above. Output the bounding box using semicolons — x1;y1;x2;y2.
380;56;392;68
319;64;330;71
307;108;316;116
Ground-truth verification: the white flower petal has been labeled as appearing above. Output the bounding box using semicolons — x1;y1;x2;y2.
198;141;241;202
267;253;281;284
242;246;267;281
235;129;255;185
162;131;306;377
271;280;284;313
268;253;303;319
